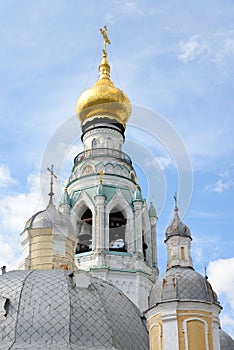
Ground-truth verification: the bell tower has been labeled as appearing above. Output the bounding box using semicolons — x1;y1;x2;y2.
60;27;158;312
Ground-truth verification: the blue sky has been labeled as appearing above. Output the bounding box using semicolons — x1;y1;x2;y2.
0;0;233;337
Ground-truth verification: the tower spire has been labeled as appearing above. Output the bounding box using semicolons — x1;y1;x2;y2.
47;165;57;204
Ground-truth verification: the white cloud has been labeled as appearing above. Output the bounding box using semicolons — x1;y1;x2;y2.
178;30;234;65
0;234;19;271
178;36;208;63
205;171;234;193
208;258;234;337
208;258;234;304
213;179;230;193
221;314;234;339
207;257;234;337
222;314;234;329
0;164;16;188
0;170;56;233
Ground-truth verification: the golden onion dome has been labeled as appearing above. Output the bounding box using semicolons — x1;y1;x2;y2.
76;28;132;128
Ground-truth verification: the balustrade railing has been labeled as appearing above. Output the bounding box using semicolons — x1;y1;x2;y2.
74;148;132;165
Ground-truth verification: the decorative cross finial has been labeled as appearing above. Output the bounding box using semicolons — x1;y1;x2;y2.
99;25;111;55
47;165;57;203
173;192;178;211
99;170;104;184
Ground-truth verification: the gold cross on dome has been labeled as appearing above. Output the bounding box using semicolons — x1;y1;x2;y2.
99;25;111;54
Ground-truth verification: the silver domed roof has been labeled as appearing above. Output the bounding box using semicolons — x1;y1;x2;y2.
25;201;74;233
220;330;234;350
0;269;148;350
165;209;191;240
150;267;219;307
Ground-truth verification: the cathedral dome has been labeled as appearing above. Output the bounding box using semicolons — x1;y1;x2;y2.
0;269;148;350
219;330;234;350
165;207;191;241
149;267;219;307
76;51;131;128
25;200;74;233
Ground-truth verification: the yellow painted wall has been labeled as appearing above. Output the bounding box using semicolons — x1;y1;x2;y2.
66;232;77;270
187;320;206;349
147;308;214;350
148;313;164;350
177;309;213;350
29;228;76;271
29;228;53;269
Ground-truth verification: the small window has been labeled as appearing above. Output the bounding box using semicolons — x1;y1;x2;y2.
92;138;97;148
181;247;185;260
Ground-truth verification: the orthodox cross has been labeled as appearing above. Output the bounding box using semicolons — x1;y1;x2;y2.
173;192;178;210
47;164;57;202
99;25;111;55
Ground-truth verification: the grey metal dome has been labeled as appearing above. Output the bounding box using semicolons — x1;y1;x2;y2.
220;330;234;350
0;269;148;350
165;209;191;241
24;200;74;233
150;267;219;307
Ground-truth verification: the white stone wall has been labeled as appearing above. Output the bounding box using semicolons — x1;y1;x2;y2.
166;235;193;269
83;126;124;151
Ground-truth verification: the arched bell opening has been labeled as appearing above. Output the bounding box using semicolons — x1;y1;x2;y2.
76;208;92;254
109;209;127;252
142;230;148;261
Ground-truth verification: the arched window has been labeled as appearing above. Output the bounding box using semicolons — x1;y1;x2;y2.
183;318;209;350
76;208;92;254
142;230;148;261
92;138;97;149
82;165;93;176
131;172;136;182
150;323;162;350
109;210;127;252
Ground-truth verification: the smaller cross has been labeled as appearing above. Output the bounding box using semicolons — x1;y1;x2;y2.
47;165;57;202
173;192;178;210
